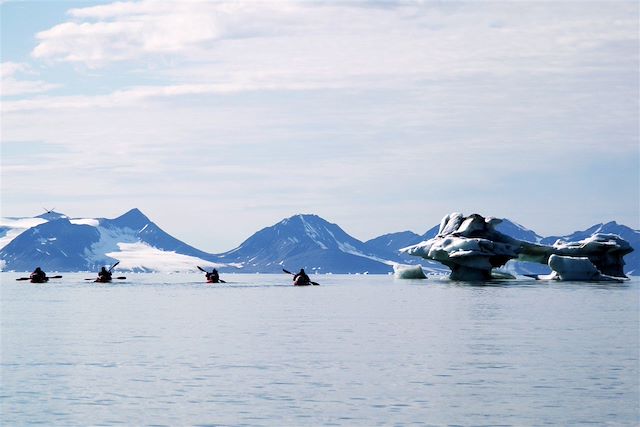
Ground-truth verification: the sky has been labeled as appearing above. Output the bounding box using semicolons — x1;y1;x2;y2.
1;0;638;253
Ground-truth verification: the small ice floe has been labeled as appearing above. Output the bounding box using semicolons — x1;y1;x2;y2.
393;264;427;279
490;270;516;280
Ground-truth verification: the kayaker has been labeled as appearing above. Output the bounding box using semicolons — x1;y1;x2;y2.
206;268;220;283
293;268;311;286
30;267;47;283
97;266;112;282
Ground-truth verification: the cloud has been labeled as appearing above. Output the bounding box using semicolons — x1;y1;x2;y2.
32;1;296;67
0;62;60;96
26;1;639;99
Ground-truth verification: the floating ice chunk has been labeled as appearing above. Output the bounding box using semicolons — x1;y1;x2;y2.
393;264;427;279
490;270;516;280
545;254;623;282
551;234;632;277
403;212;633;282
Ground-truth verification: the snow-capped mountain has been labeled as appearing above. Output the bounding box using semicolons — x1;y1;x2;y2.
495;219;543;243
364;230;423;256
363;226;444;272
1;209;637;275
217;214;402;274
0;209;223;272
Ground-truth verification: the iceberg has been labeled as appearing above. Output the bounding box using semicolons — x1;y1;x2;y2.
393;264;427;279
539;254;624;282
402;213;633;282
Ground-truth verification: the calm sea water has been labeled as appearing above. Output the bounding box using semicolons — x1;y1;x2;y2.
1;272;638;426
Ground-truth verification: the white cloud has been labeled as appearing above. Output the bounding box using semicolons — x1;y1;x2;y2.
31;1;638;76
32;1;297;67
17;0;636;126
15;1;638;110
0;62;60;96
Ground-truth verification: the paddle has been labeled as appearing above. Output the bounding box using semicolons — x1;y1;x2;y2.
282;268;320;286
16;275;62;281
85;276;127;281
197;266;226;283
85;261;120;281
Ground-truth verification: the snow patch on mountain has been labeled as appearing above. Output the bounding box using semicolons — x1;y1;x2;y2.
70;218;100;227
83;226;141;265
106;242;223;273
299;215;329;249
0;217;48;250
336;240;395;266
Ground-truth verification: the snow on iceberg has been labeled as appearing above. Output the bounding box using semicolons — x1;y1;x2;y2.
402;212;633;282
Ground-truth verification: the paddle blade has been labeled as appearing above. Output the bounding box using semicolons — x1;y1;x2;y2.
108;261;120;272
49;275;63;279
311;282;320;286
16;277;30;281
197;266;208;273
282;269;293;275
115;276;127;280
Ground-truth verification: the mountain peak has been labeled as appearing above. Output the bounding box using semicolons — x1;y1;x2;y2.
287;213;321;221
117;208;149;220
36;211;67;221
110;208;152;229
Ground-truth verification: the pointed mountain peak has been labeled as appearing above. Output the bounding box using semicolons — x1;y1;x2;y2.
117;208;149;220
36;211;67;221
111;208;152;229
284;213;321;221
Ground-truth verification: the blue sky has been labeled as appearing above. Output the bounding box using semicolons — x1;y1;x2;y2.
1;0;638;252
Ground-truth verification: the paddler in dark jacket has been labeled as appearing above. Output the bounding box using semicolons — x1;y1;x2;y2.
30;267;47;282
293;268;311;286
97;266;112;282
206;268;220;283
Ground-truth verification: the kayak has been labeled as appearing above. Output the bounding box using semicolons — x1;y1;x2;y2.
30;277;49;283
95;277;112;283
293;277;312;286
206;279;219;284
